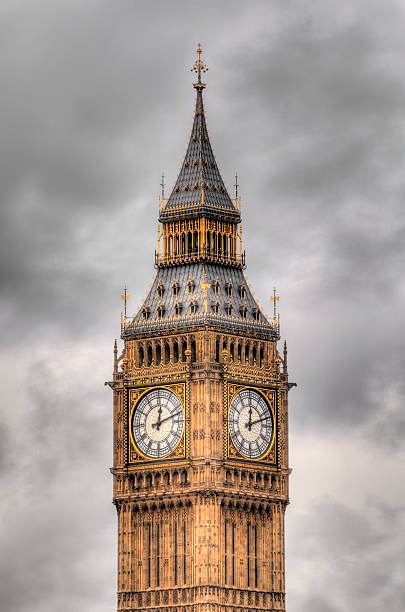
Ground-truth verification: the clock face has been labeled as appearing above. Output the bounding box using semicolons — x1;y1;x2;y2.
131;388;184;459
229;389;273;459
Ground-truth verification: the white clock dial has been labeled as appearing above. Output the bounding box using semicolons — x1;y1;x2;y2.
229;389;273;459
132;388;184;459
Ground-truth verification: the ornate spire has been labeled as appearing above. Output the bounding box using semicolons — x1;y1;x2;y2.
161;45;239;219
191;43;208;91
283;339;288;375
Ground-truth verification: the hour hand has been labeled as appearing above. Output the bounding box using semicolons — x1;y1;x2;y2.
153;405;163;430
244;406;253;431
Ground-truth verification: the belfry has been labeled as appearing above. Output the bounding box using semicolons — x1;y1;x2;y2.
108;45;295;612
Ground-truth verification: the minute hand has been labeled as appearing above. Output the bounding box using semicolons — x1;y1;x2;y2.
152;411;182;429
248;415;271;427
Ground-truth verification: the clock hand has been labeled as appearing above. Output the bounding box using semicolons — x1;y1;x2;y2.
152;411;182;429
154;405;163;430
247;406;252;431
249;415;270;427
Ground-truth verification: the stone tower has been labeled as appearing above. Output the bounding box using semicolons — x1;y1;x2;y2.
108;46;295;612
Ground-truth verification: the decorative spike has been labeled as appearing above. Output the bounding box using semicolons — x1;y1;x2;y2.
283;339;288;375
113;339;118;374
271;287;279;324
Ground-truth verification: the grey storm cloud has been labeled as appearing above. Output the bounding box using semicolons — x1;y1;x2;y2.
0;0;404;611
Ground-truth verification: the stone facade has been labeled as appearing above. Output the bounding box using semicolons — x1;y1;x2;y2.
107;47;295;612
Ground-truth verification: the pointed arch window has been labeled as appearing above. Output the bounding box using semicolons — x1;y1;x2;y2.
252;307;260;322
238;283;246;299
187;279;195;294
240;304;247;319
174;301;183;317
211;300;220;315
225;301;233;316
142;306;150;321
172;281;180;297
212;279;220;295
190;300;198;315
157;304;165;319
225;281;233;297
156;282;165;298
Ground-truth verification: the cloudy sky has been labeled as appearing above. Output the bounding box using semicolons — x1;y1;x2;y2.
0;0;404;610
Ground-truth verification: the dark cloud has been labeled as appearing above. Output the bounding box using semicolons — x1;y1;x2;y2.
0;1;404;611
287;498;405;612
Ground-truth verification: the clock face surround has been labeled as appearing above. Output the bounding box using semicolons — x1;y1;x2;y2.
229;388;274;459
131;388;184;459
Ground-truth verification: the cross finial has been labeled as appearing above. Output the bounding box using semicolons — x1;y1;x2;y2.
234;172;239;199
191;43;208;89
160;172;165;200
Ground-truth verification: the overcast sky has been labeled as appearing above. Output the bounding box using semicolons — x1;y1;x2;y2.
0;1;404;610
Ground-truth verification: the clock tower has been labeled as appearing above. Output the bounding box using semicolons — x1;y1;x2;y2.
108;46;295;612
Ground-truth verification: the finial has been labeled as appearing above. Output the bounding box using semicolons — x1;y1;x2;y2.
121;285;130;326
270;287;279;325
283;339;288;375
234;173;239;200
114;339;118;374
191;43;208;89
201;268;210;314
160;172;165;200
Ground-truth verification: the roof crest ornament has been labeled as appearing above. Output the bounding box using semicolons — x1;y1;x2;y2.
191;43;208;90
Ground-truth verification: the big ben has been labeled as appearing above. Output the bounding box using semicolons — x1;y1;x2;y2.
108;46;295;612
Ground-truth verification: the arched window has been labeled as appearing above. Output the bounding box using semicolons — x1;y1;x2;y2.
172;281;180;297
190;300;198;315
187;279;195;294
138;345;144;367
238;283;246;299
164;342;170;364
259;345;264;367
146;344;153;366
157;304;165;319
191;338;196;362
142;306;150;320
240;305;247;319
252;308;260;321
212;300;220;314
212;279;220;295
156;282;164;298
175;301;182;316
173;341;179;363
225;281;233;297
181;339;187;362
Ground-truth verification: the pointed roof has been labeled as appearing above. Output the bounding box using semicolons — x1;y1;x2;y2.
161;46;239;221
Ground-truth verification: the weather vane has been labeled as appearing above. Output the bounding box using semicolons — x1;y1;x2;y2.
191;43;208;87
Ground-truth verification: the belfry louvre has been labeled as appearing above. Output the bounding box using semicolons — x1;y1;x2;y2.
107;45;295;612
